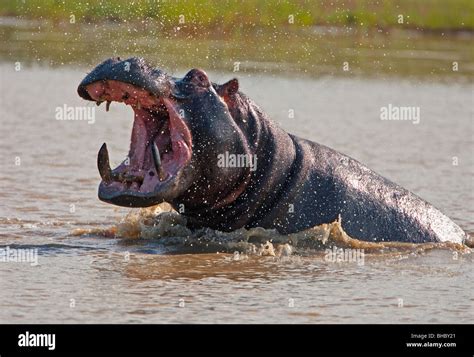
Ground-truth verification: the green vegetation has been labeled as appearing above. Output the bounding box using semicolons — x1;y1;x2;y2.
1;1;472;79
1;0;473;31
1;21;473;80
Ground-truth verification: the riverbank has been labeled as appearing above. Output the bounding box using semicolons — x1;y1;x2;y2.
1;18;473;80
1;0;473;33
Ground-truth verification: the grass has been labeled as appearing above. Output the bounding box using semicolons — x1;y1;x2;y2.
1;0;473;31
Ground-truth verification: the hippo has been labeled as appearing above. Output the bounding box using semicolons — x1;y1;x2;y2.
77;57;467;244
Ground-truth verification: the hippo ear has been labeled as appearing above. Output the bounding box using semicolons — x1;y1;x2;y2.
218;78;239;96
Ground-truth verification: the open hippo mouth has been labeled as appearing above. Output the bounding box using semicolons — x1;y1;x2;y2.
78;61;193;207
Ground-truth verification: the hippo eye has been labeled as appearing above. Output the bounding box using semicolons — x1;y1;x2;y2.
183;69;210;87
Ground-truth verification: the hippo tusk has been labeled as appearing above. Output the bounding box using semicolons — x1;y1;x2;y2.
151;142;167;181
97;143;112;183
98;143;145;183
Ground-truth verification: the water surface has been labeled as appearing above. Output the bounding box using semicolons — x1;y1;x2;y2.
0;24;473;323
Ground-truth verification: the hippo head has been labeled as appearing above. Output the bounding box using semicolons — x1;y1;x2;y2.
78;57;252;208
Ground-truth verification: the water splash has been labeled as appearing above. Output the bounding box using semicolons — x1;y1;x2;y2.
72;203;471;256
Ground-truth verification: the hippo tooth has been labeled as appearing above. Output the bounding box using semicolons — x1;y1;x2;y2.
136;101;141;110
106;101;111;112
97;142;112;182
151;142;166;181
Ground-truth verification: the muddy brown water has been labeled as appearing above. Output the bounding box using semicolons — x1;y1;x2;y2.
0;27;473;322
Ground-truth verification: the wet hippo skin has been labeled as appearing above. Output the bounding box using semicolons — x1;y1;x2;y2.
78;57;467;244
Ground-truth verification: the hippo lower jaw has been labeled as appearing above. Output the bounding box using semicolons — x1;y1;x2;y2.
84;80;192;207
